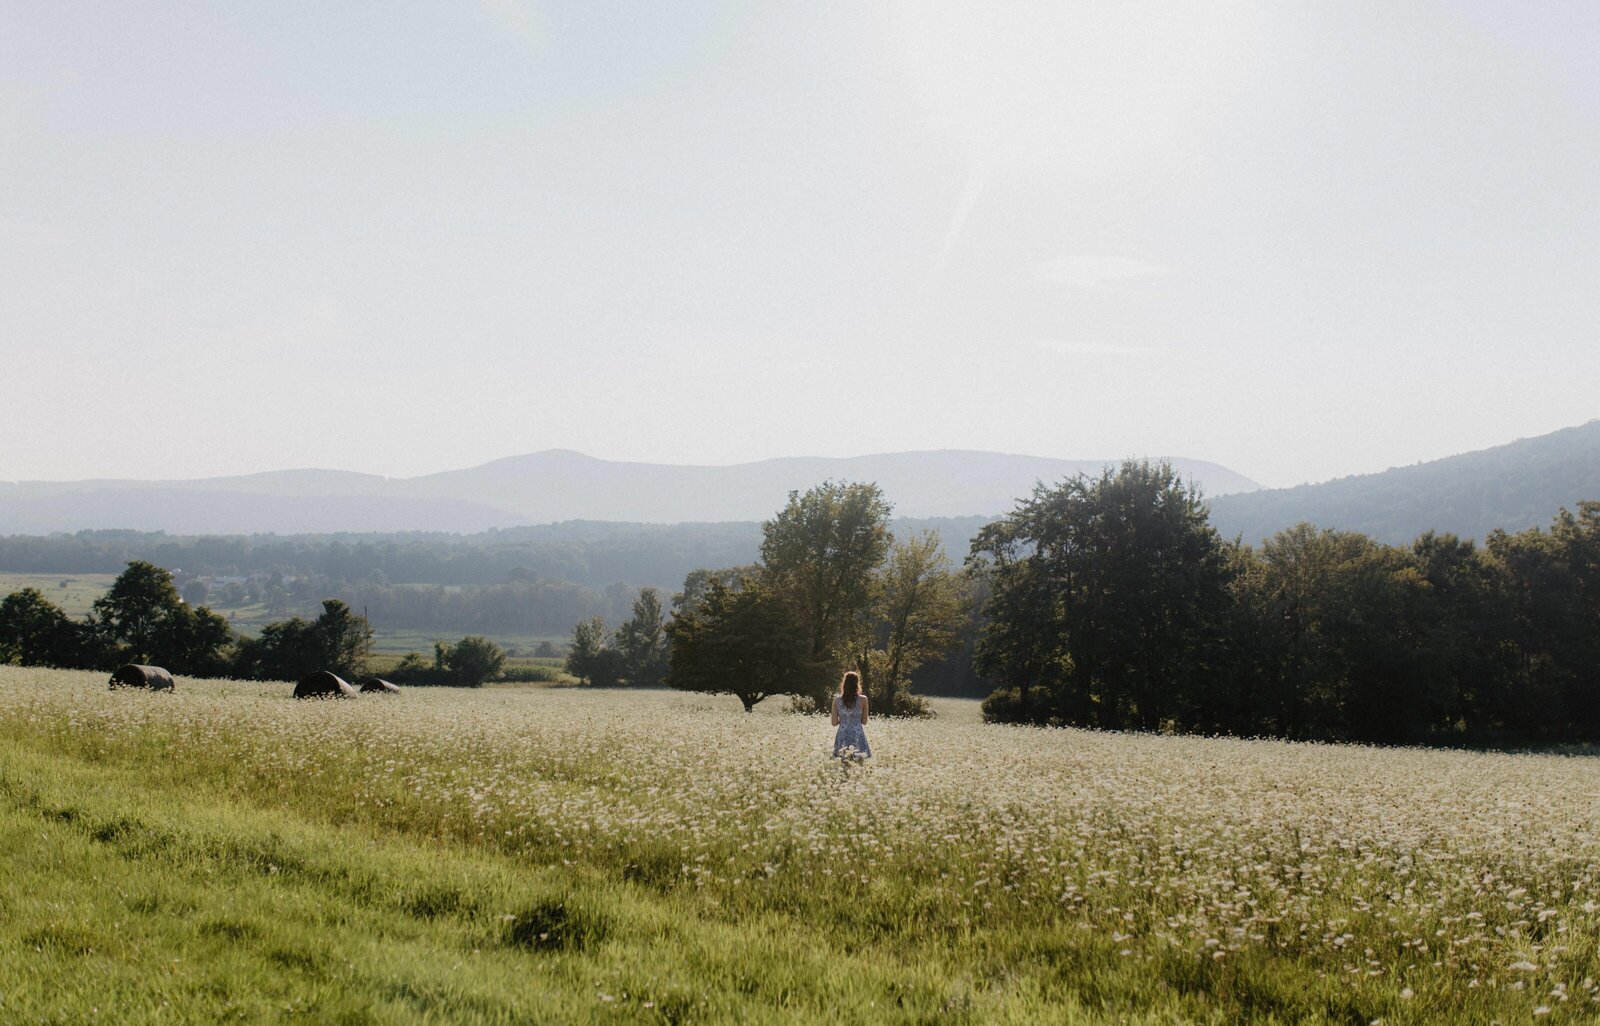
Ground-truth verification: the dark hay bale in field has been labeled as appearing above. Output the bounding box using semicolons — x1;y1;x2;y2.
108;664;175;691
358;676;401;694
293;670;359;699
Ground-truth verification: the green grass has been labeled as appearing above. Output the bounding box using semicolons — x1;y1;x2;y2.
4;746;908;1025
0;706;1094;1024
3;666;1598;1024
0;745;1361;1026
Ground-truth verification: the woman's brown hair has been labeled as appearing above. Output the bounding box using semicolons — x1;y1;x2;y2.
840;670;860;707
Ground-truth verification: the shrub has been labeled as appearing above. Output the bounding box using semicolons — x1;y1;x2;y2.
980;687;1033;725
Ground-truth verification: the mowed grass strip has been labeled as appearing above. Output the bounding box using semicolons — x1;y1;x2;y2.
2;667;1599;1024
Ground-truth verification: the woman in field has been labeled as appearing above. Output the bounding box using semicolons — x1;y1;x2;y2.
830;670;871;759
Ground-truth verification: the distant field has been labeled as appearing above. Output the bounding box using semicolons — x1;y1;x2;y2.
226;621;569;660
4;666;1598;1024
362;628;569;657
0;572;116;617
198;609;570;658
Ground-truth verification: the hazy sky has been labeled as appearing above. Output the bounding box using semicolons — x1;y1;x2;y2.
3;2;1596;489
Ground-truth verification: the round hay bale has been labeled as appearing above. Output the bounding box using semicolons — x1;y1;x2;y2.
108;664;175;691
358;676;401;695
293;670;359;699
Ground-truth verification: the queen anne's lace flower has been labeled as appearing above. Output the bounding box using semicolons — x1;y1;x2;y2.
4;664;1598;1010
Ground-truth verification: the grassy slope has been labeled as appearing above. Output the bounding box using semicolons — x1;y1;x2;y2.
6;752;921;1025
1;740;1127;1025
3;667;1597;1024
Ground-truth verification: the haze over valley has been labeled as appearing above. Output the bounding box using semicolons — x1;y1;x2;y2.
5;421;1599;548
0;448;1259;535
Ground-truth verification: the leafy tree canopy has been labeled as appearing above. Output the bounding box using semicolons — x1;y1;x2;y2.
0;588;92;668
971;460;1234;730
91;561;235;675
443;635;505;687
231;599;371;682
760;481;893;661
565;615;623;686
666;575;820;712
613;587;669;687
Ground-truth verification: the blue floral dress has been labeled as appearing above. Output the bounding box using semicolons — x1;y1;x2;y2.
832;695;871;758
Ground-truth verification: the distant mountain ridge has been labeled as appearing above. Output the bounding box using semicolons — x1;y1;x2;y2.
8;422;1593;542
0;450;1260;535
1208;420;1600;544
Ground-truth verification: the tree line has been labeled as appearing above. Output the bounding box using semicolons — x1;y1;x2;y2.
174;572;635;638
0;516;990;594
971;461;1600;744
9;465;1598;745
583;467;1599;746
329;578;631;635
0;523;762;591
0;562;508;687
570;481;970;716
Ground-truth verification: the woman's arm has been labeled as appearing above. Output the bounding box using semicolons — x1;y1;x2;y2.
860;694;869;725
830;696;840;726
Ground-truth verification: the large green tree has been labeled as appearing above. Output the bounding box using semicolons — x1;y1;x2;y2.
0;588;98;668
613;587;669;687
565;615;622;686
667;488;963;716
91;561;185;663
759;481;893;708
91;561;234;674
861;532;967;717
1245;524;1435;741
231;599;371;681
1408;531;1517;737
666;576;817;712
971;461;1234;730
442;635;506;686
967;515;1071;723
312;599;374;679
1485;502;1600;738
167;604;237;678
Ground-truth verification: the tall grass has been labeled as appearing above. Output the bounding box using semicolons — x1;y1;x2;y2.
3;666;1598;1023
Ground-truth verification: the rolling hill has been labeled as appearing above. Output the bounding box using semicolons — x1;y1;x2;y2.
5;421;1595;545
0;450;1258;535
1208;420;1600;544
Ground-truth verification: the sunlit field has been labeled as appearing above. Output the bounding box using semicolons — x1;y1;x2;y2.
4;667;1599;1024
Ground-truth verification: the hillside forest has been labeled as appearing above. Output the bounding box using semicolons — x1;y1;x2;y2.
2;463;1598;746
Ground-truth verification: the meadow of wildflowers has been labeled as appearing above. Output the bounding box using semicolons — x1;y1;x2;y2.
3;664;1599;1024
